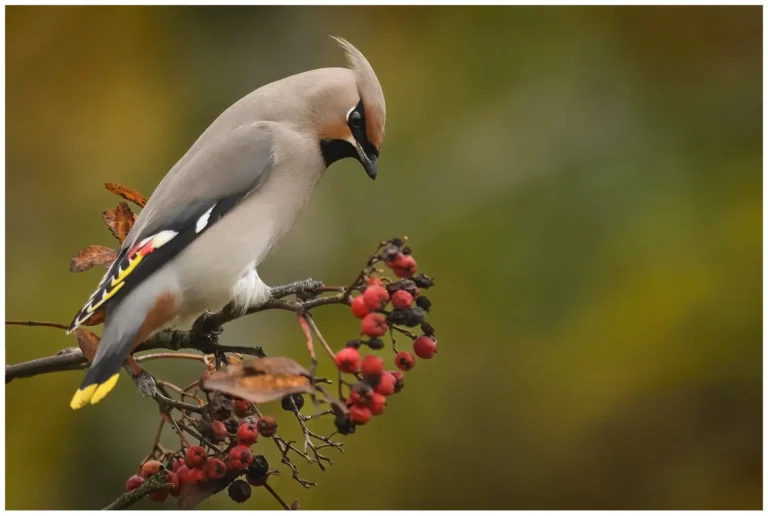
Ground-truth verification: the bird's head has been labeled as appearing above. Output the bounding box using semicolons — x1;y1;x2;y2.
317;37;386;180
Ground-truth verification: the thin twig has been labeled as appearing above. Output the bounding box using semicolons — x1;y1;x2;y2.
272;436;317;489
303;315;336;360
103;470;172;510
136;352;210;364
264;483;290;510
6;320;69;330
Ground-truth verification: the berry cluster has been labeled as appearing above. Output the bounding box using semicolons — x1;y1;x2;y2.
115;237;437;509
334;237;437;434
125;393;279;505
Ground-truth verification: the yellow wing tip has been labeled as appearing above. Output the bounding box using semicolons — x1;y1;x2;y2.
69;373;120;409
70;384;98;410
91;374;120;405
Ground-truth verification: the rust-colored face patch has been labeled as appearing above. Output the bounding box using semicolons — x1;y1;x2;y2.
320;119;352;142
365;109;384;150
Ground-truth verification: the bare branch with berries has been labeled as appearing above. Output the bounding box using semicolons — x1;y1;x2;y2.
6;183;440;509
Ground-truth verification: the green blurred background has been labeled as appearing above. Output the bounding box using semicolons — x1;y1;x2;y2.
5;5;762;510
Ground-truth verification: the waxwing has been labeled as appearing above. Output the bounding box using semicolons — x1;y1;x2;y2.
68;37;386;409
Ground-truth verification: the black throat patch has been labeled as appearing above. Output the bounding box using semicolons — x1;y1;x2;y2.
320;138;359;167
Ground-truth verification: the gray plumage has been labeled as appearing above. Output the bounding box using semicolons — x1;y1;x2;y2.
69;38;386;409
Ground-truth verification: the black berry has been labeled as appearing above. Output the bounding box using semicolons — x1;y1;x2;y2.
281;393;305;412
246;455;269;479
404;307;426;327
412;273;435;289
366;337;385;350
228;479;252;503
334;414;357;435
415;296;432;312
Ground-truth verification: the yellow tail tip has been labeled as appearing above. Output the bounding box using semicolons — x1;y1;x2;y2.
91;374;120;405
69;373;120;410
70;384;98;410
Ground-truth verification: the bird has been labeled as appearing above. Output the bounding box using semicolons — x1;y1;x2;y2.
66;37;386;409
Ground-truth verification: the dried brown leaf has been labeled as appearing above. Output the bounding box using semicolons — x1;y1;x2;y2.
104;182;147;208
81;308;106;327
102;202;136;243
202;356;312;404
177;471;238;509
69;244;118;273
73;328;100;363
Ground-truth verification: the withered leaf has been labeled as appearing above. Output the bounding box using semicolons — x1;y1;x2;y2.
73;328;100;363
178;471;239;509
202;356;312;404
80;308;106;327
102;202;136;244
104;182;147;208
69;244;118;273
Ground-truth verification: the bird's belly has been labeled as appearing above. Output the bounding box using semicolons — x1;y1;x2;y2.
169;192;299;321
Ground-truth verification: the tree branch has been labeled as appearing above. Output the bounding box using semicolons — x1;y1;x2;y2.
103;469;172;510
5;279;348;384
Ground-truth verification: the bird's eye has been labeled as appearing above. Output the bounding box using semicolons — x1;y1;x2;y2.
348;110;363;129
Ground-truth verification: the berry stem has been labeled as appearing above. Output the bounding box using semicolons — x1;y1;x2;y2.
302;314;335;361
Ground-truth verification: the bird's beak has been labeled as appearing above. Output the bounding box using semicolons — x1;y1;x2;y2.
354;141;378;181
363;155;378;180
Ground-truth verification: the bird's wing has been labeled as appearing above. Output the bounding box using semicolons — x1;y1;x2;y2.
68;122;277;332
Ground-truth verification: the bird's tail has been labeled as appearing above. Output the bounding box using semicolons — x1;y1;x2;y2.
69;350;129;410
70;307;143;410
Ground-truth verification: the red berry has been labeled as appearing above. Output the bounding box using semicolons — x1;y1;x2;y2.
374;372;397;396
385;252;404;269
206;458;227;480
171;458;186;472
233;399;253;418
347;390;361;406
228;445;254;470
361;354;384;377
368;392;387;415
394;255;417;278
125;474;145;492
391;371;405;393
413;335;438;359
367;277;384;287
175;465;190;490
187;467;207;485
334;347;360;373
348;404;372;425
168;471;180;497
391;290;414;309
362;313;388;337
363;285;390;311
149;487;170;502
185;446;207;468
257;416;278;437
350;295;370;319
237;422;259;446
395;351;416;371
211;420;229;440
141;459;162;477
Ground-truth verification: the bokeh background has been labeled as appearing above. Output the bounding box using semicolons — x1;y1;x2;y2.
5;5;762;510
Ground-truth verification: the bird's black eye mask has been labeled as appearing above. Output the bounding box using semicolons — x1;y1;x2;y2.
320;100;379;167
